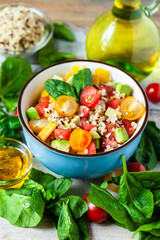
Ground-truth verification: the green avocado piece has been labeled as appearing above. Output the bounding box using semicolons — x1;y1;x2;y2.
90;128;101;139
51;139;70;152
95;139;100;149
71;115;80;124
114;82;119;89
116;83;132;96
26;107;40;120
115;128;129;144
64;122;71;129
105;107;121;118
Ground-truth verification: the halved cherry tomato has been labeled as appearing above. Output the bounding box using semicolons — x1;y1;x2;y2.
127;162;147;172
120;96;146;120
70;128;92;151
105;85;115;97
35;103;45;117
29;118;49;134
55;95;78;117
39;96;50;108
146;83;160;103
102;137;118;148
14;109;18;116
122;119;136;137
54;129;71;140
83;122;95;131
79;105;90;118
106;98;121;110
80;86;100;108
87;140;96;154
104;169;123;192
82;193;109;223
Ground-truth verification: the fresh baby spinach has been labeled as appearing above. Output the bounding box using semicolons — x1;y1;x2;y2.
132;221;160;239
139;231;160;240
118;155;154;224
77;218;89;240
73;68;93;97
54;22;76;41
45;79;78;101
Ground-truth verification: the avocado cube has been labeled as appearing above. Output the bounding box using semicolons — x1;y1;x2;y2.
51;139;70;152
26;107;40;120
114;82;119;89
90;128;101;139
105;107;121;118
116;83;132;96
95;139;101;149
115;128;129;143
64;122;71;129
71;115;80;124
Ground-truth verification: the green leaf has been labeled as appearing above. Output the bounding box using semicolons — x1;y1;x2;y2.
131;133;158;170
52;196;88;219
138;232;160;240
77;218;89;240
100;180;108;189
57;201;80;240
1;93;19;113
45;79;78;101
0;106;6;119
0;115;21;140
0;57;33;96
87;183;136;231
118;155;154;224
153;189;160;207
54;22;76;41
73;68;93;97
132;221;160;239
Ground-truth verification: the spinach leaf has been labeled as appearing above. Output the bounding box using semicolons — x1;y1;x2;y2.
77;218;89;240
144;121;160;157
73;68;93;97
132;221;160;239
1;93;19;113
0;189;45;227
118;155;154;223
54;22;75;41
0;115;21;139
153;189;160;207
57;201;80;240
45;79;78;101
0;106;6;119
131;133;158;170
88;184;136;231
52;196;88;219
138;232;160;240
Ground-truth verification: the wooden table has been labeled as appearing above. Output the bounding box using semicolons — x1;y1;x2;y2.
0;1;160;240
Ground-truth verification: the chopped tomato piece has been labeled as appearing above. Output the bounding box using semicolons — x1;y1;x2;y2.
104;123;115;140
39;96;50;108
80;86;100;108
70;128;92;151
79;105;90;118
83;122;95;131
87;140;96;154
102;137;118;148
106;98;121;110
98;86;106;96
122;119;136;137
14;109;18;116
35;103;45;117
105;85;115;97
54;129;71;140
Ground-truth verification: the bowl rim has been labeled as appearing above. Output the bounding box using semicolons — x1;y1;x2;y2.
18;59;149;158
0;3;53;56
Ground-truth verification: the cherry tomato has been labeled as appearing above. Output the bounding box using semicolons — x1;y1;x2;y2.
122;119;136;137
82;193;109;223
54;129;71;140
120;96;146;120
35;103;45;117
105;85;115;97
39;96;50;108
87;140;96;154
102;137;118;148
55;95;78;117
104;169;123;192
14;109;18;116
83;122;95;131
70;128;92;151
146;83;160;103
127;162;147;172
79;105;90;118
29;118;49;134
106;98;121;110
80;86;100;108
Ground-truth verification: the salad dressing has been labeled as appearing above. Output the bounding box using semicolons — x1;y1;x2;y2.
0;147;28;181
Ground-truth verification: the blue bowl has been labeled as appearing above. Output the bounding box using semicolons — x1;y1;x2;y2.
18;60;148;179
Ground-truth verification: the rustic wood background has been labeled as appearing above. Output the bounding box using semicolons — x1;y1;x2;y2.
2;0;160;28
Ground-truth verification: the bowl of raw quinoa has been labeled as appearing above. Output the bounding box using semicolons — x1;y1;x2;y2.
18;60;148;179
0;4;53;57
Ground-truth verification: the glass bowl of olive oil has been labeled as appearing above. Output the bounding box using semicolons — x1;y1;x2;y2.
0;138;32;189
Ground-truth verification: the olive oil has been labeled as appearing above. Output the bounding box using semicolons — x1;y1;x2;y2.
86;0;160;81
0;147;28;181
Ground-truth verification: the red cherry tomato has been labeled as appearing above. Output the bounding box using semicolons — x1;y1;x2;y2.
79;105;90;118
102;137;118;148
146;83;160;103
105;85;115;97
54;129;71;140
39;96;50;108
14;109;18;116
106;98;121;110
80;86;100;108
127;162;147;172
87;140;96;154
82;193;109;223
83;122;95;131
122;119;136;137
35;103;45;117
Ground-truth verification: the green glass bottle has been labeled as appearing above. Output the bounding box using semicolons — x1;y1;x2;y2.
86;0;160;81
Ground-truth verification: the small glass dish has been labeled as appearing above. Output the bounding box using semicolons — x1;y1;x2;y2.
0;3;53;58
0;138;32;189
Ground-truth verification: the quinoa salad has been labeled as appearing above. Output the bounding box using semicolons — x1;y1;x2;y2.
26;66;146;154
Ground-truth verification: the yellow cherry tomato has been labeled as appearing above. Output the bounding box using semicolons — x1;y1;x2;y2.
104;169;123;193
55;95;78;117
70;128;92;151
29;118;49;134
120;96;146;121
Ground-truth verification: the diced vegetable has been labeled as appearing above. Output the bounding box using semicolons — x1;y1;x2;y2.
105;107;121;118
38;121;57;141
89;129;101;139
51;139;70;152
115;128;129;143
29;118;49;134
26;107;40;120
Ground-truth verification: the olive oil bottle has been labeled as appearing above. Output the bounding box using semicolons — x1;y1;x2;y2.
86;0;160;81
